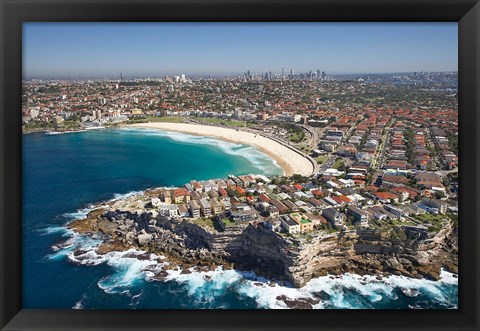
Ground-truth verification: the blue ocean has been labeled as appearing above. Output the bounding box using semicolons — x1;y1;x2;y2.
22;128;458;309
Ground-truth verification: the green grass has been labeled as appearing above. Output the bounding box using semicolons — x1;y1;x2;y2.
413;213;446;233
196;117;247;127
315;155;328;165
222;218;236;226
190;218;214;229
400;221;418;226
23;121;55;130
332;158;345;170
415;214;445;223
289;131;305;143
146;116;184;123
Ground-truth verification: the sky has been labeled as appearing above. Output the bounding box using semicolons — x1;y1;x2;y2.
23;22;458;79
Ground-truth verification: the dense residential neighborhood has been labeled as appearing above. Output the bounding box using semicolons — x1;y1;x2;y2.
127;170;457;240
23;72;458;239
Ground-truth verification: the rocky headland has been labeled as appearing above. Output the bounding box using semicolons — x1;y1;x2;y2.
66;189;458;290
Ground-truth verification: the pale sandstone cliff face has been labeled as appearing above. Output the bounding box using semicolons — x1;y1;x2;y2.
69;208;458;288
212;222;458;288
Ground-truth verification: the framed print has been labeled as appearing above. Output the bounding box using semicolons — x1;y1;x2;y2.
1;0;479;330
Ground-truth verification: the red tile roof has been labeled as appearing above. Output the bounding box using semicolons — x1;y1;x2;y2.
374;191;400;200
173;188;189;197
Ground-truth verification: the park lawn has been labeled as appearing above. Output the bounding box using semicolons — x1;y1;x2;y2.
222;218;236;226
332;158;345;169
289;131;305;143
146;116;184;123
315;155;328;164
197;117;247;127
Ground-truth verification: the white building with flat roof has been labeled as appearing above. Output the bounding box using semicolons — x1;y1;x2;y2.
159;204;179;218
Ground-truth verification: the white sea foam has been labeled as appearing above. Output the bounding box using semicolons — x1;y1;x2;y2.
97;254;157;293
163;267;244;305
60;191;145;223
52;211;458;309
72;300;84;309
51;226;458;309
120;128;282;175
156;268;458;309
72;294;87;309
38;225;71;236
65;246;165;295
63;206;96;221
47;232;102;261
112;191;145;201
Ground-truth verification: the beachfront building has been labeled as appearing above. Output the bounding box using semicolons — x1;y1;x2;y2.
264;217;282;232
280;215;301;234
190;191;202;201
189;200;201;218
383;204;405;218
177;204;190;218
345;206;370;226
190;180;202;191
366;207;389;221
322;208;347;228
210;199;223;215
163;190;172;204
218;187;229;199
203;180;214;192
199;198;212;217
150;198;162;208
159;204;180;218
208;189;219;199
420;198;448;214
173;188;191;203
231;210;258;222
289;213;314;232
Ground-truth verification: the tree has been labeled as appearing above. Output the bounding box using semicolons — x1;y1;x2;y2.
291;174;308;183
434;191;446;199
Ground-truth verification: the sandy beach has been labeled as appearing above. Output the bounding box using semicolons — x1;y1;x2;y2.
128;122;315;176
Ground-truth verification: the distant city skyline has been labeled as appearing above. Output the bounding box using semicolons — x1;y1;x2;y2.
23;22;458;79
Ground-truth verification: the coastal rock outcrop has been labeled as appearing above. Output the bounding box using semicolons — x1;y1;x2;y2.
68;204;458;288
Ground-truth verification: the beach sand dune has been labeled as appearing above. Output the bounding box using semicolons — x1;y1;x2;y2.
129;122;314;176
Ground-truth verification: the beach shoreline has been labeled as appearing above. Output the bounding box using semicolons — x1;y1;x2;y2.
127;122;315;176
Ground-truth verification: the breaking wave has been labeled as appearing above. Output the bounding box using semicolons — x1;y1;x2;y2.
49;225;458;309
42;192;458;310
119;128;283;175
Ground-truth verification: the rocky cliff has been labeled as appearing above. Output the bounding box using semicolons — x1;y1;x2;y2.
217;221;458;287
68;208;458;288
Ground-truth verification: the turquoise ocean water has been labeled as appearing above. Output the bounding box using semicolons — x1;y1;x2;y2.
22;128;457;309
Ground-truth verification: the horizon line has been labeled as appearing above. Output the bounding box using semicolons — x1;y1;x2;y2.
23;70;458;81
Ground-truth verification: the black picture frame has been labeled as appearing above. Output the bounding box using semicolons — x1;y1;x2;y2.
1;0;479;330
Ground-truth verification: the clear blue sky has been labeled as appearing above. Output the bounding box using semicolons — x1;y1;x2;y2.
23;22;458;78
